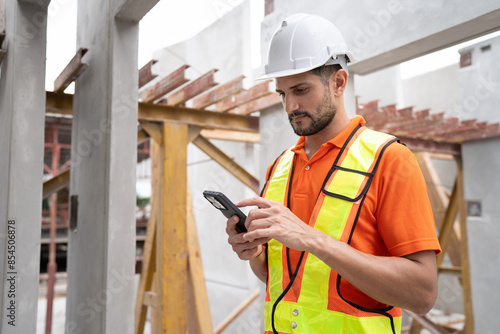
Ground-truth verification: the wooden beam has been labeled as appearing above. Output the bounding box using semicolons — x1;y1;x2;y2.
139;121;162;144
404;310;449;334
139;102;260;132
134;189;157;333
157;122;188;333
229;92;281;115
187;186;213;334
214;80;272;112
42;169;70;199
138;59;158;88
137;129;149;145
140;64;189;103
436;180;459;268
0;32;5;66
54;48;89;93
214;289;260;334
414;152;461;268
192;75;245;109
46;91;73;115
45;92;260;133
200;129;260;143
397;136;461;156
192;135;259;194
162;69;218;106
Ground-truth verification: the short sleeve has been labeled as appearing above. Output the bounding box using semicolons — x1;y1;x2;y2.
375;143;442;256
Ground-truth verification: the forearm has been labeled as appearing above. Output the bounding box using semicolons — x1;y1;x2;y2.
307;233;438;314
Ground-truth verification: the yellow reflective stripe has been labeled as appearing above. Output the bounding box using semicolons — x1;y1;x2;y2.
327;129;393;199
264;149;295;303
264;301;401;334
298;129;394;311
268;239;284;303
264;149;294;203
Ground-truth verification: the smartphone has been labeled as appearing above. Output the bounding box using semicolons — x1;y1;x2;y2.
203;190;247;233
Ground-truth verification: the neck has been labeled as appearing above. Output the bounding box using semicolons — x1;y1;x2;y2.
304;110;350;160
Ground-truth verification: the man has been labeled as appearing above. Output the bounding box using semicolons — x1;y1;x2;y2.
226;13;441;334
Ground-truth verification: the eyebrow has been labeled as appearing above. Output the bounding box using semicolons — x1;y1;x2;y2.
275;82;309;93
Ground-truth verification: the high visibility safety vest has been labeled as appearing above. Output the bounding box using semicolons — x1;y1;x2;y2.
261;125;401;334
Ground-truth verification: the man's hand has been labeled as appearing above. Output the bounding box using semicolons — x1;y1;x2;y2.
226;215;269;261
237;197;320;253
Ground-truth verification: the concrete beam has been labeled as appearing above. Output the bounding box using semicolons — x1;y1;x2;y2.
0;1;49;333
114;0;159;22
350;9;500;75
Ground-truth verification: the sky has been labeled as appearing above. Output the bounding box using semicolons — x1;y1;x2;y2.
45;0;249;91
46;1;500;89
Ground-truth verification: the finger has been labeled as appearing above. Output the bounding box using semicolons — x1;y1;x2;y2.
235;196;271;208
226;215;241;236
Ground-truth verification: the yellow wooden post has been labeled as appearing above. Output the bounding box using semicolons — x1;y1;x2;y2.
156;122;189;333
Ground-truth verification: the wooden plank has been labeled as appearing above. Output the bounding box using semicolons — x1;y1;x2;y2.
140;64;189;103
457;158;474;334
200;129;260;143
54;48;89;93
214;80;272;112
397;136;461;156
139;102;260;133
138;59;158;88
134;141;161;334
42;169;70;199
404;310;448;334
229;92;281;115
192;75;245;109
414;152;461;268
45;92;260;133
436;180;459;268
187;186;213;334
214;289;260;334
158;122;188;333
192;135;259;194
137;129;149;145
139;121;163;144
162;69;218;106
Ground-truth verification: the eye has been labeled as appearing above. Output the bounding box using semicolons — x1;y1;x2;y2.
295;87;309;95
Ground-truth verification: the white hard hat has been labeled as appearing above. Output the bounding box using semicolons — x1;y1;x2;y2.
258;13;355;80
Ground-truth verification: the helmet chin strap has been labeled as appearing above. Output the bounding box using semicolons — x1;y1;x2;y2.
324;55;349;74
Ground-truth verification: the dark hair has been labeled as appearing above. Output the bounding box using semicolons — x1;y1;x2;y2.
310;64;342;86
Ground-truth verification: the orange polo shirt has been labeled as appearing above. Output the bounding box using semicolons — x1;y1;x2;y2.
266;115;441;281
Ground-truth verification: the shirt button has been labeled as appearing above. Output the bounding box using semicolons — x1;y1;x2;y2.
293;309;299;316
305;166;310;170
291;321;297;329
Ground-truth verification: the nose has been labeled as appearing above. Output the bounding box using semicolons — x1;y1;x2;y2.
284;95;300;114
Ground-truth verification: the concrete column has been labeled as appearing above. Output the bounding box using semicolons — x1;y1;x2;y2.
64;1;157;333
0;0;49;333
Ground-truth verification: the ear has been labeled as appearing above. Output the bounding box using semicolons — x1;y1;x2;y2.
329;69;348;97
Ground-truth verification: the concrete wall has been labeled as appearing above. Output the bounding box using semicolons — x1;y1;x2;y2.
355;66;403;108
402;64;459;116
152;2;265;332
462;138;500;333
458;36;500;123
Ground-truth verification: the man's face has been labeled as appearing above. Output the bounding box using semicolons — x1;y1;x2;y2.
275;71;336;136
